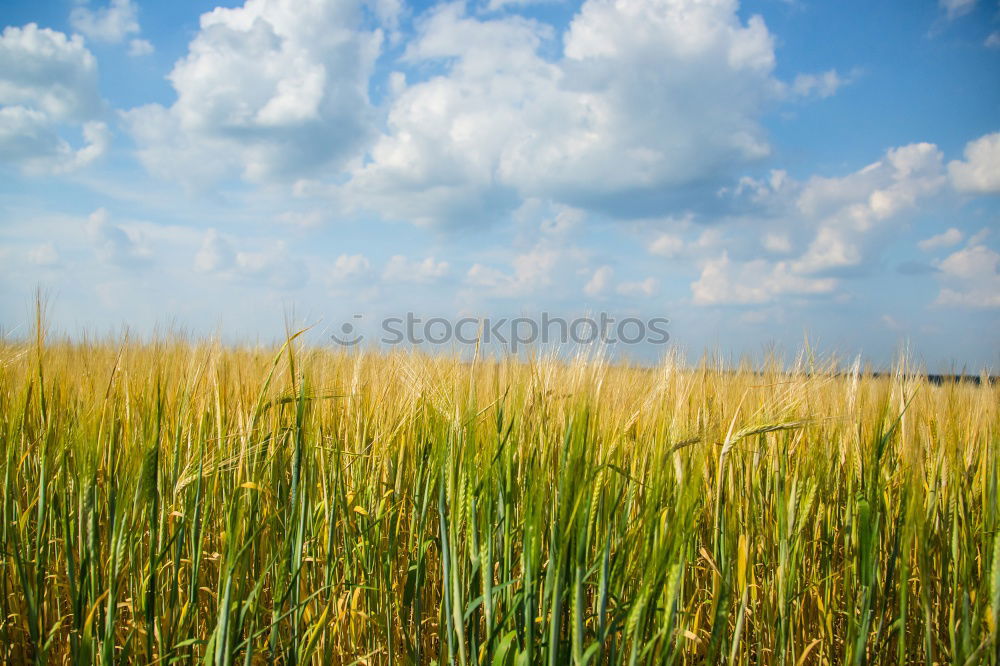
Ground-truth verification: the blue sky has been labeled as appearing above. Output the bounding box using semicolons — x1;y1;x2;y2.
1;0;998;369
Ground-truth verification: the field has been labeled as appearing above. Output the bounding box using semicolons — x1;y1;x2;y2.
1;329;998;664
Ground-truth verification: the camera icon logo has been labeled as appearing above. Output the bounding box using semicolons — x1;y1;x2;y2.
330;314;364;346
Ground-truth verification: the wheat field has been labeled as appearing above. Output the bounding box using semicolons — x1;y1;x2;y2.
1;326;998;664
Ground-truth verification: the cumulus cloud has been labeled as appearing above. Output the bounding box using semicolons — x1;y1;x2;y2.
0;107;109;174
648;233;684;258
0;24;109;174
195;229;308;289
466;263;511;289
70;0;140;44
540;207;585;235
344;0;796;226
583;265;613;297
792;142;946;274
87;208;151;268
791;70;849;99
194;229;236;272
799;143;944;221
762;232;791;253
110;0;860;227
691;252;837;305
918;227;963;251
329;253;372;282
948;132;1000;194
729;168;789;201
934;242;1000;308
382;255;450;282
694;140;950;306
791;226;863;275
127;38;154;56
714;141;947;301
0;25;102;120
465;242;585;298
124;0;382;187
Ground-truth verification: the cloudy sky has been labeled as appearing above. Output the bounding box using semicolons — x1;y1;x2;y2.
1;0;998;368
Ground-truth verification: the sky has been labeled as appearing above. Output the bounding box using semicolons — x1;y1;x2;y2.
0;0;998;369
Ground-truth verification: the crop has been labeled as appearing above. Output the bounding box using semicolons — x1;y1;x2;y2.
1;323;997;663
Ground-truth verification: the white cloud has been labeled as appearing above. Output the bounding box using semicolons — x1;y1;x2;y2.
466;263;510;289
648;233;684;258
799;143;944;221
507;244;561;292
704;139;958;306
195;229;235;272
195;229;308;289
464;242;584;298
934;243;1000;308
329;253;372;282
792;142;945;274
918;227;963;251
127;38;154;56
729;168;789;201
692;251;837;305
72;119;110;165
939;0;976;19
0;24;108;174
87;208;151;267
583;265;613;297
382;255;450;282
936;243;994;280
617;277;658;297
948;132;1000;194
0;107;109;174
541;207;585;235
643;223;722;264
0;24;102;121
792;69;848;99
791;226;863;275
762;232;791;253
345;0;788;225
70;0;140;44
124;0;382;187
986;32;1000;49
694;228;726;250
